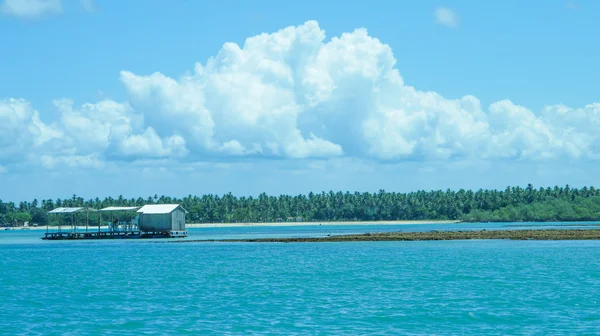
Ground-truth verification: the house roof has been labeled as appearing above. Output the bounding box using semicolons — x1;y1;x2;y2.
137;204;187;214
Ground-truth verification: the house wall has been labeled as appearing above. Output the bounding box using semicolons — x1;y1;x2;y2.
137;206;187;232
171;209;186;231
139;213;171;232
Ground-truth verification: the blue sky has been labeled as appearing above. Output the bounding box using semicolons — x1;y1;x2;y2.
1;0;599;202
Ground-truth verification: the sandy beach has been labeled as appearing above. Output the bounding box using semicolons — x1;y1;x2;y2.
186;220;462;228
5;220;462;231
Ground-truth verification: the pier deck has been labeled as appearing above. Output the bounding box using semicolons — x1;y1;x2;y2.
42;230;188;240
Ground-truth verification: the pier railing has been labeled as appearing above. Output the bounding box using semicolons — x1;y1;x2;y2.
42;230;188;240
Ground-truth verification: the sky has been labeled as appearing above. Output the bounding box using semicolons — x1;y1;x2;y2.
0;0;599;202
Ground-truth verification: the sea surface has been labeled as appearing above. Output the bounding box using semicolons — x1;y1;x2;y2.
1;222;600;335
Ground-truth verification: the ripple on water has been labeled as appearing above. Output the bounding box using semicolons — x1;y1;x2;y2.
1;240;600;335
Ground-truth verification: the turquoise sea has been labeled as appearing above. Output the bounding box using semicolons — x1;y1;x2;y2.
1;222;600;335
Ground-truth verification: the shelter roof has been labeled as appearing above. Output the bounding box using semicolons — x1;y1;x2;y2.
48;207;97;214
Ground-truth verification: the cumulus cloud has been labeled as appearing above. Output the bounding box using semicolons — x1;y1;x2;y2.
118;21;599;162
1;20;600;172
119;26;346;160
0;97;187;170
0;98;62;163
53;98;188;159
434;7;459;28
119;128;188;158
0;0;61;18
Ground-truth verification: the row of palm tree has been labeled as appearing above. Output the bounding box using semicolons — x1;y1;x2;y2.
1;184;599;225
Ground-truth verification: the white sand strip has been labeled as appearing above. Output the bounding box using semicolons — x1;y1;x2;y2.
186;220;462;228
6;220;462;231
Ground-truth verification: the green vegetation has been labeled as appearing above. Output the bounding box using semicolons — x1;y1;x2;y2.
2;184;600;226
172;229;600;243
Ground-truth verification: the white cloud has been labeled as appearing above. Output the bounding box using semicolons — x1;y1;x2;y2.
0;0;61;18
119;128;188;158
80;0;93;12
118;21;599;162
566;1;579;10
0;98;62;163
434;7;459;28
119;24;345;160
52;98;188;160
0;97;187;170
2;20;600;173
39;153;105;170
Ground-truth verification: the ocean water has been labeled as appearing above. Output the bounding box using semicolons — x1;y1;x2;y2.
1;224;600;335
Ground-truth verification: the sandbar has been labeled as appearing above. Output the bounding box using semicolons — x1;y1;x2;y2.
170;229;600;243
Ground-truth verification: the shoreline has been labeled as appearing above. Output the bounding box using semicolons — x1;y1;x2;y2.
186;220;462;228
3;225;111;231
169;229;600;243
3;220;461;231
7;219;600;231
2;220;461;231
5;219;600;231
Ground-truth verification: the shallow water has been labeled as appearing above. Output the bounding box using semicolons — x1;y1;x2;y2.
1;223;599;335
2;220;599;245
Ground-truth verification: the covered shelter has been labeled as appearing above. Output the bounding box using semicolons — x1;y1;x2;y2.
137;204;187;233
42;204;188;240
47;207;98;234
99;206;141;232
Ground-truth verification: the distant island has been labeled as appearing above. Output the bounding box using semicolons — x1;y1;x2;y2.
1;184;600;227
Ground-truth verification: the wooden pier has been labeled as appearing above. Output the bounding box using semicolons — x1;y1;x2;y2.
42;230;188;240
42;205;189;241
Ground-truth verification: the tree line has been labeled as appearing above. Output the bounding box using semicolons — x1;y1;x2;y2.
1;184;600;226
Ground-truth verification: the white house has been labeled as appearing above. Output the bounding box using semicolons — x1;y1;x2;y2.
136;204;187;233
